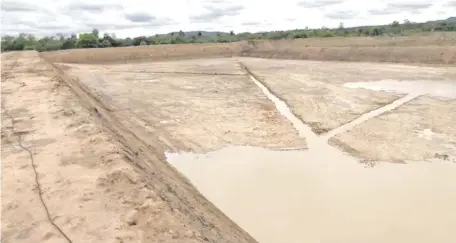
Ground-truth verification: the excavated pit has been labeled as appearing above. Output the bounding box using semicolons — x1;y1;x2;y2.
54;58;456;243
4;50;456;243
64;58;456;243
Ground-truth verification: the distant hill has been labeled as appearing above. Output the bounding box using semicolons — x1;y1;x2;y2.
429;17;456;23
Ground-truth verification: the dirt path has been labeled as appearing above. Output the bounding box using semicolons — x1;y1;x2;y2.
1;51;256;242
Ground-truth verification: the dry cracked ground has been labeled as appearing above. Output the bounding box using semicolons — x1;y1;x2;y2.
2;51;456;243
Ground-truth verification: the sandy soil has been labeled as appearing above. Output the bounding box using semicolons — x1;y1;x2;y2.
57;59;306;153
4;38;456;242
41;32;456;65
330;95;456;163
240;57;456;133
1;52;256;242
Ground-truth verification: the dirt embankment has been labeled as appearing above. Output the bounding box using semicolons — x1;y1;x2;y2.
41;43;244;64
41;33;456;65
1;51;256;242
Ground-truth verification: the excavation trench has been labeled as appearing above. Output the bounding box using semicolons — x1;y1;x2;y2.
167;65;456;243
46;55;456;242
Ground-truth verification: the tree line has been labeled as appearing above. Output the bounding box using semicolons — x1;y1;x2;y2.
1;19;455;52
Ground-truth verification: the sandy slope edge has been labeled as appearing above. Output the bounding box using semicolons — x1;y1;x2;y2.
1;51;256;242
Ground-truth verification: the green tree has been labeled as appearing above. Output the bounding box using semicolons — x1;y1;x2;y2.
101;39;112;47
1;36;15;51
36;37;63;51
122;37;134;46
77;33;99;48
101;33;119;47
61;38;77;49
10;34;27;50
133;36;148;46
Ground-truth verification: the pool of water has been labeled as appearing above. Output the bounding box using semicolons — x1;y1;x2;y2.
167;146;456;243
167;76;456;243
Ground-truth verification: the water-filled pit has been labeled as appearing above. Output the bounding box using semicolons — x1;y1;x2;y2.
167;78;456;243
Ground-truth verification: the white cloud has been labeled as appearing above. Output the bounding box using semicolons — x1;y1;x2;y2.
0;0;454;38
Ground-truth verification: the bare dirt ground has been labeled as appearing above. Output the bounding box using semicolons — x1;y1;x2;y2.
240;57;456;133
330;95;456;163
57;59;305;153
1;52;256;243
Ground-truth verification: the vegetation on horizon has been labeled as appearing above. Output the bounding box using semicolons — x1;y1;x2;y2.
1;18;456;52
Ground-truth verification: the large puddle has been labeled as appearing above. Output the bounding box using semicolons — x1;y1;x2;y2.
167;77;456;243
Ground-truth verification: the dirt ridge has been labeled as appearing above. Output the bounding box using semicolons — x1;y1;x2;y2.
41;35;456;65
239;62;328;135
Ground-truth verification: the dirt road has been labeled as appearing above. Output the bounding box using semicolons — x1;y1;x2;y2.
1;51;256;243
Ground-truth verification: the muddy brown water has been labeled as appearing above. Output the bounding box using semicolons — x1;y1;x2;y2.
167;78;456;243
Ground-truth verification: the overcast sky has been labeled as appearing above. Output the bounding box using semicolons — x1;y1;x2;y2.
1;0;455;38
